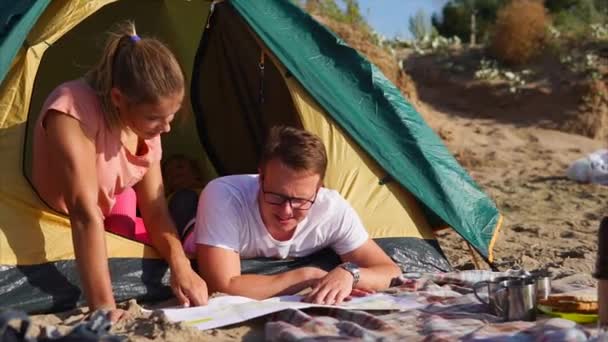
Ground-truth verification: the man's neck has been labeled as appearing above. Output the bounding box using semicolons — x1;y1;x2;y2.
266;225;296;242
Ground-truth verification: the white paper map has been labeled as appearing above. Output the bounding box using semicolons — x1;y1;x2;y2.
161;293;424;330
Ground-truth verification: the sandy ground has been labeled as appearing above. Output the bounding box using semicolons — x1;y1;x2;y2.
422;100;605;278
406;61;605;279
29;299;264;341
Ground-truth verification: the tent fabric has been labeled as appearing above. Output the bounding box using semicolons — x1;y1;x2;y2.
190;3;451;272
229;0;501;261
202;0;436;241
240;238;452;275
0;0;49;86
0;260;171;314
0;0;175;314
0;0;500;314
0;0;128;265
191;3;301;175
285;77;433;240
22;0;215;184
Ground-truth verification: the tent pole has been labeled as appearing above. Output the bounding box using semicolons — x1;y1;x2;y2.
466;242;482;270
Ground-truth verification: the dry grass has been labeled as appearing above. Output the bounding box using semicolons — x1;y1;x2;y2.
313;15;420;106
491;0;549;65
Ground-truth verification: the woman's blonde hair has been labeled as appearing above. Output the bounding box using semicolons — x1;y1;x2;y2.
85;21;184;128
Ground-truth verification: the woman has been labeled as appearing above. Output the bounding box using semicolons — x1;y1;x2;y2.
31;22;207;322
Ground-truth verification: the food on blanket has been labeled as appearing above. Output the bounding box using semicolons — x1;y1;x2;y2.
538;289;598;314
537;304;598;324
540;301;598;314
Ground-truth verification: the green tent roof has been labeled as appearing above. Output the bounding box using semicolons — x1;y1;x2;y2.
0;0;50;85
230;0;500;260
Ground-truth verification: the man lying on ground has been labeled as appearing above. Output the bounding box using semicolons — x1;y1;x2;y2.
194;126;401;305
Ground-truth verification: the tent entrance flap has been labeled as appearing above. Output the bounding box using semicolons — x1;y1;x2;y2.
191;3;302;176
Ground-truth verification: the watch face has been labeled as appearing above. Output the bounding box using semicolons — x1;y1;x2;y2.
341;262;360;285
341;262;360;277
345;262;359;272
345;263;358;272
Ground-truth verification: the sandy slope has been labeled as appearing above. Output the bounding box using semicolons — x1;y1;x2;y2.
419;99;605;279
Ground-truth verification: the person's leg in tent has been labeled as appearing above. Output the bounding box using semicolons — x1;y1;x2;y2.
162;154;205;254
104;187;151;244
168;189;199;254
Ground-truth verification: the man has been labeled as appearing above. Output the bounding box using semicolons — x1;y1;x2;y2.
195;126;401;305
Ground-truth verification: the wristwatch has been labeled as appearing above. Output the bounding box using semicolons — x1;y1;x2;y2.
339;262;360;286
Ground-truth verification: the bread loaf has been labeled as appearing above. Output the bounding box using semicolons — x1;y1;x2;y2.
539;289;598;314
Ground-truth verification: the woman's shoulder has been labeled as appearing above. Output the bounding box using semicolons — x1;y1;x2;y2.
47;79;97;104
41;79;102;133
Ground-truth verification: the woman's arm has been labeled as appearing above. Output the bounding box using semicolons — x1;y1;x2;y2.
44;110;124;319
134;162;208;306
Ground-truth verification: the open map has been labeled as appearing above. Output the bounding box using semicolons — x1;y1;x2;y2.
161;293;424;330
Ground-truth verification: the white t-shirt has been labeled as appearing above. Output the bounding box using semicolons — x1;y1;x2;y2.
193;174;369;259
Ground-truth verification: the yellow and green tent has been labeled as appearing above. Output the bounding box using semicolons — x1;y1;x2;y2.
0;0;502;313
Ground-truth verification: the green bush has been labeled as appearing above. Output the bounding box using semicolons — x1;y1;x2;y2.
545;0;607;40
491;0;549;65
432;0;502;44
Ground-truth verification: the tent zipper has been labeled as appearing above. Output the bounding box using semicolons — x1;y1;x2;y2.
206;0;225;28
259;51;265;104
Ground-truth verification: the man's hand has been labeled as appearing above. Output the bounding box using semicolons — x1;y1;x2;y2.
347;288;375;299
170;264;208;307
303;267;354;305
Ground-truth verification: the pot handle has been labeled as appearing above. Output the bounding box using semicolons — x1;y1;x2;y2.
473;280;491;305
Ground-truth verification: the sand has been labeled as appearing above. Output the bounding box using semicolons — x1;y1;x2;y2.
423;99;604;279
28;299;265;341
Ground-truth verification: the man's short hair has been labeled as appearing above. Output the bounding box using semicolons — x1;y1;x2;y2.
260;126;328;179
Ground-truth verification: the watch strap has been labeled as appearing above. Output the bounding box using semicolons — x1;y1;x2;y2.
339;262;360;286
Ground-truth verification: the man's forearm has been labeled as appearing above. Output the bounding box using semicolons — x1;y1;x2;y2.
355;264;401;290
219;268;321;299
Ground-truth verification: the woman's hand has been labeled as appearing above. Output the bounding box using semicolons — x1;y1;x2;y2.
107;308;129;323
170;263;208;307
134;161;208;307
88;305;130;323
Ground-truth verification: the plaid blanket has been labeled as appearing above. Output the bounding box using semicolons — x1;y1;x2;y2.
265;271;595;341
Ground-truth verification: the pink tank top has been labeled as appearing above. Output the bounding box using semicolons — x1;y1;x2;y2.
32;79;162;216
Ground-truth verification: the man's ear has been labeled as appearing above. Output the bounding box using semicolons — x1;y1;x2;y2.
258;167;264;185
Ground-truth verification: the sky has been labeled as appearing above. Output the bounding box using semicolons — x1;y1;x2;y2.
357;0;450;39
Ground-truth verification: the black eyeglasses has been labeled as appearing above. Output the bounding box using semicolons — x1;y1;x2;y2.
261;183;317;210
